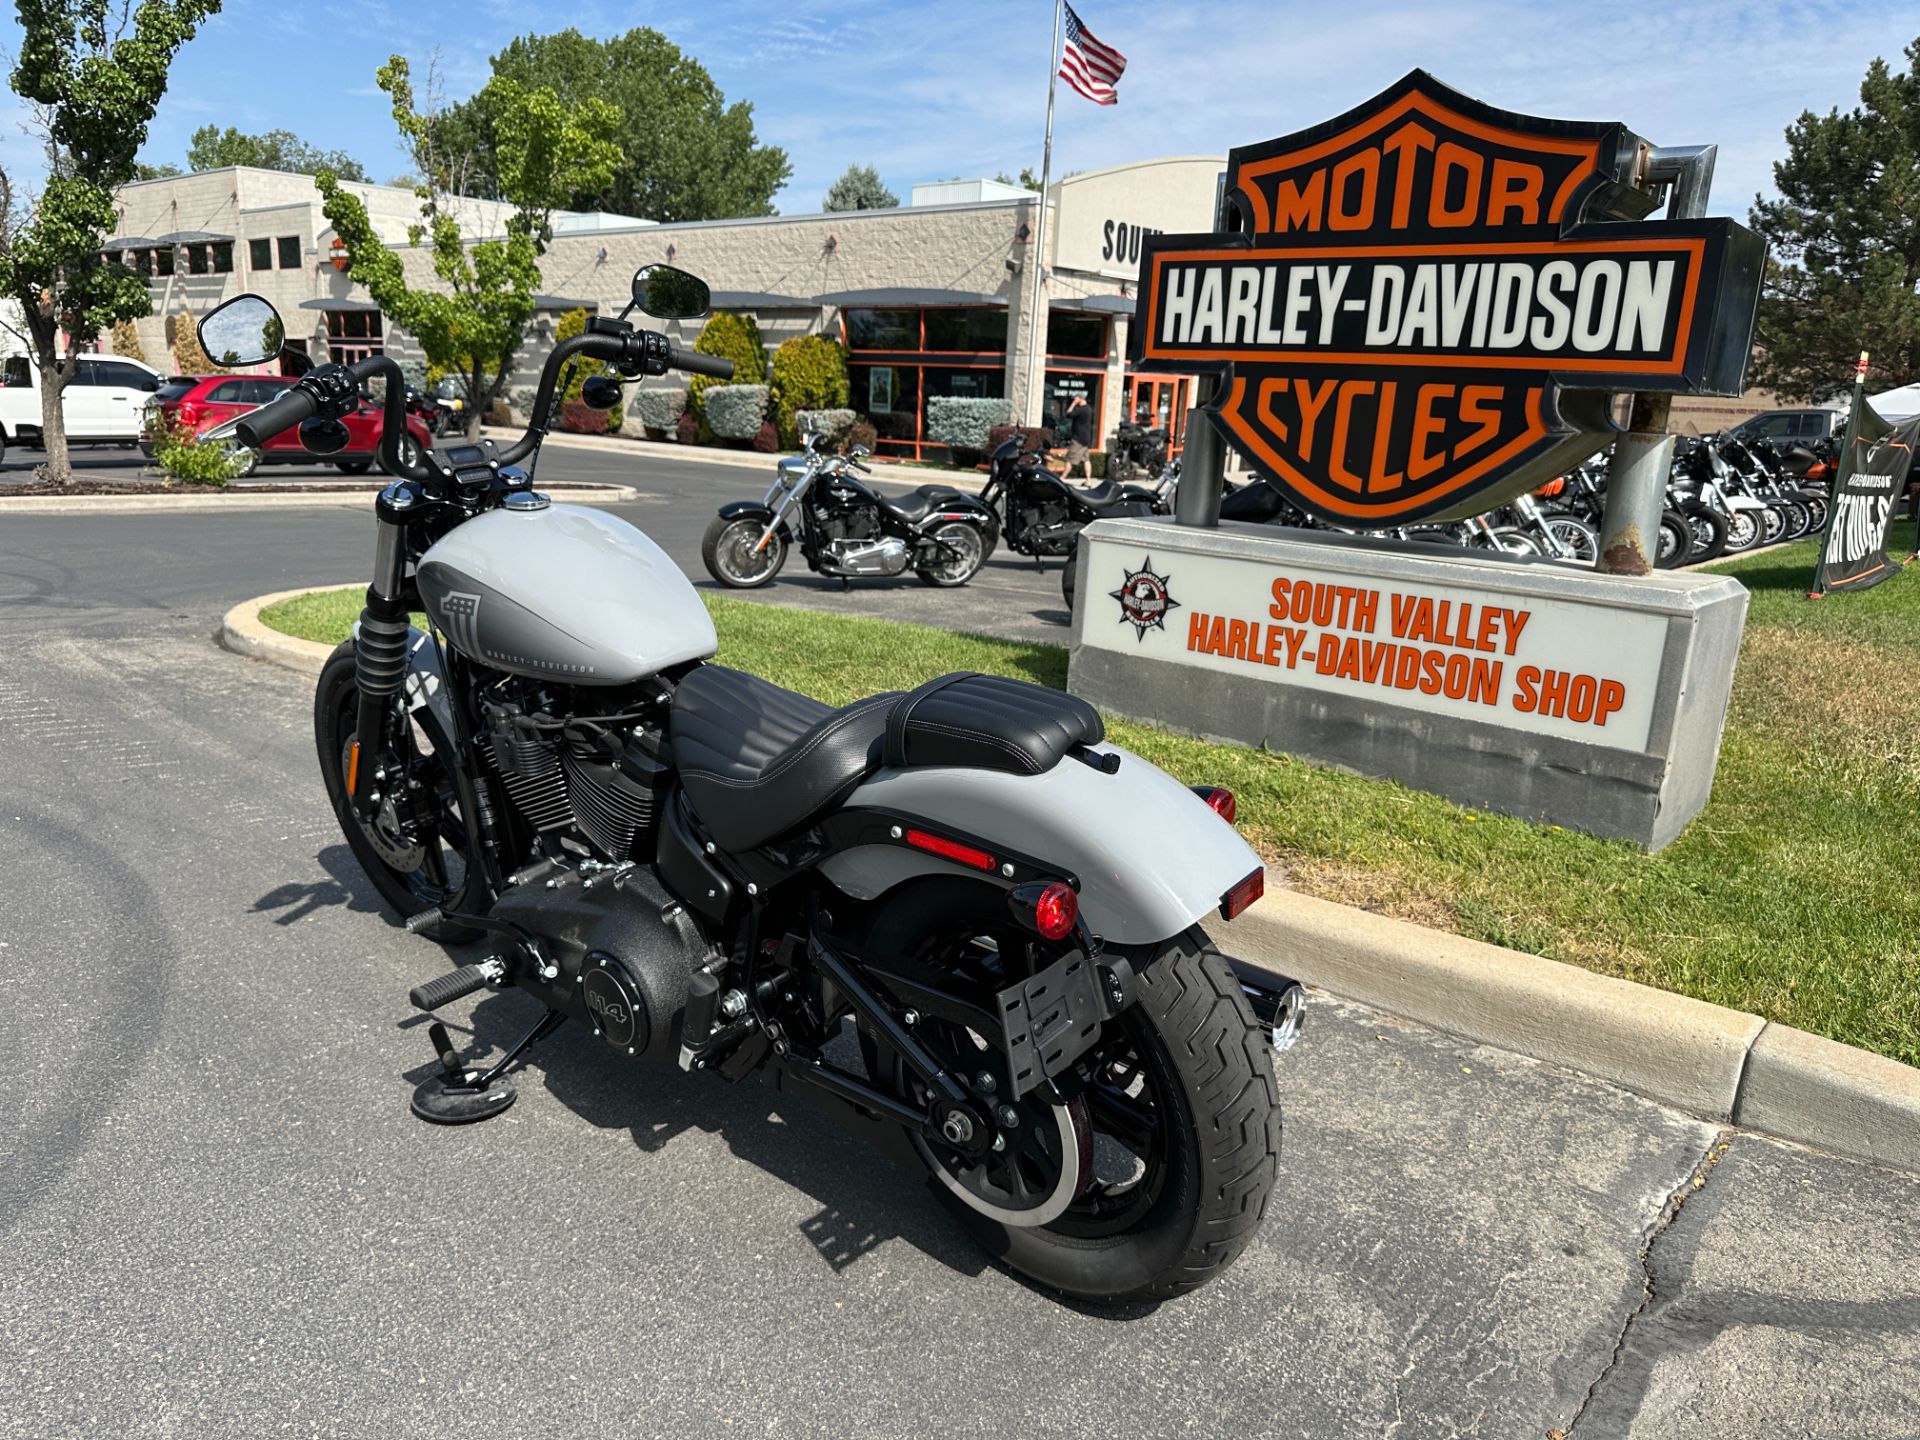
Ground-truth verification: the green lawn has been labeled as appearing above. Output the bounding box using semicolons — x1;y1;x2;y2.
261;544;1920;1066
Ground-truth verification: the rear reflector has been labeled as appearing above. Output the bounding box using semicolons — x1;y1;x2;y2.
1219;867;1264;921
905;828;995;872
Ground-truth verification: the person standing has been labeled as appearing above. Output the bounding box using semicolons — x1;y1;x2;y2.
1065;392;1094;480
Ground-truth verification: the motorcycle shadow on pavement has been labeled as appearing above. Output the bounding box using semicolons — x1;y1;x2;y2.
250;845;401;928
405;985;1004;1291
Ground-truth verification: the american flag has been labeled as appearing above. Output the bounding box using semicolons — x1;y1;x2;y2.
1059;3;1127;106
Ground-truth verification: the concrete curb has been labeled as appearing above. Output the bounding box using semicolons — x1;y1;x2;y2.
1;481;642;516
221;584;1920;1180
1227;890;1920;1176
484;426;989;493
220;587;344;677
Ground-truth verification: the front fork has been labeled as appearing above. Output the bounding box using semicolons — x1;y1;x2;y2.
349;494;413;820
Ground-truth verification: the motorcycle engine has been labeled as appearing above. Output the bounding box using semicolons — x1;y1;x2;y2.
1015;496;1077;555
481;694;671;862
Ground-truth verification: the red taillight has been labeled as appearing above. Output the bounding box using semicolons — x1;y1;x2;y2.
905;828;995;872
1192;785;1237;824
1219;867;1264;921
1032;881;1078;940
176;401;200;428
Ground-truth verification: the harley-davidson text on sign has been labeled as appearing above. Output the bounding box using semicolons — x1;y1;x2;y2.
1130;70;1765;526
1085;544;1666;751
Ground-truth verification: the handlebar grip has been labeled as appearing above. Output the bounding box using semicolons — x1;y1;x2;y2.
668;346;734;380
235;384;319;449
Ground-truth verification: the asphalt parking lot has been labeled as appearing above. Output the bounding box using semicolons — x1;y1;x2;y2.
2;448;1916;1438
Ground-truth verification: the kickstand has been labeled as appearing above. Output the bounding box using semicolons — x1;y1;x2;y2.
411;1009;567;1125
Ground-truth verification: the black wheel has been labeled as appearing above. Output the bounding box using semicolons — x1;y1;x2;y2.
914;520;987;587
336;460;373;475
1778;498;1812;541
1796;490;1829;533
380;433;423;477
701;515;787;588
1723;507;1763;552
1655;509;1693;568
857;880;1280;1303
1682;502;1729;563
1062;550;1078;612
314;640;485;941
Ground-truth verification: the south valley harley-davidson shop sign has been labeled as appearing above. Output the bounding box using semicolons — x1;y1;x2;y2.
1131;71;1765;525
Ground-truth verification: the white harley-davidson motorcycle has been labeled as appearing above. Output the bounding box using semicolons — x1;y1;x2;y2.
199;271;1299;1303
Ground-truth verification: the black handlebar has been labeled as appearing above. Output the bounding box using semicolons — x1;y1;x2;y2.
234;384;319;450
668;345;733;379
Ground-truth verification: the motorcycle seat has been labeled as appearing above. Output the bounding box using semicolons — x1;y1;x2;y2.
881;484;966;524
671;665;901;852
669;667;1103;852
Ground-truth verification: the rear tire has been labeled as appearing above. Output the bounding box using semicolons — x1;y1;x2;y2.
914;520;987;587
1682;502;1729;563
1655;510;1693;568
859;882;1280;1303
1062;550;1078;612
702;515;788;588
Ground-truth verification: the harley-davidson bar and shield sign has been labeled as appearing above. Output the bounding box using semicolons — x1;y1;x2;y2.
1130;71;1765;524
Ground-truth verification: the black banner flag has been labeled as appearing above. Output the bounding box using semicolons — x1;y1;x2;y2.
1811;371;1919;597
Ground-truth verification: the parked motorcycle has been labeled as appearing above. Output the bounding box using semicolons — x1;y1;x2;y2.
701;433;997;589
981;437;1160;573
1106;420;1169;486
197;270;1297;1304
407;387;454;438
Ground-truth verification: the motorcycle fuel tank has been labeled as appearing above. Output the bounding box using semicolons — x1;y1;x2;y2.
416;502;716;685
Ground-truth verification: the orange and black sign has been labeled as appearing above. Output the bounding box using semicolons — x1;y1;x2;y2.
1131;71;1765;525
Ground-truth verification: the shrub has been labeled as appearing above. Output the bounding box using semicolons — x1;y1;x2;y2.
769;334;850;446
168;308;216;374
633;386;688;437
676;409;699;444
988;424;1051;459
151;413;242;487
926;396;1011;454
487;399;513;427
397;357;428;392
705;384;769;441
560;399;605;434
110;318;145;364
795;408;858;446
751;421;780;453
553;308;620;434
687;312;765;417
848;419;878;452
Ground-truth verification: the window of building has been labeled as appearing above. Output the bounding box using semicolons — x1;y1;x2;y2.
1042;372;1104;438
842;309;918;349
133;249;154;278
153;246;174;277
249;238;273;272
1047;309;1109;360
212;241;233;274
186;244;209;276
277;235;301;269
922;309;1008;353
325;309;383;364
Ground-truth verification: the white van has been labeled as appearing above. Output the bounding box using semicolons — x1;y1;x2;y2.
0;352;167;460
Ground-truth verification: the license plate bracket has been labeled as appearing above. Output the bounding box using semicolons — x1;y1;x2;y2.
997;949;1104;1097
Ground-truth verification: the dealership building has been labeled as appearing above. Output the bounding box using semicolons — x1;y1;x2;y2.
106;158;1228;458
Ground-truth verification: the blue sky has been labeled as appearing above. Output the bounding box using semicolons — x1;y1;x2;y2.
1;0;1912;219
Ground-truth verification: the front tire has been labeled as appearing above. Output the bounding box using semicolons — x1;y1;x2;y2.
314;640;485;941
702;515;788;588
1062;550;1078;612
336;460;373;475
1682;502;1729;563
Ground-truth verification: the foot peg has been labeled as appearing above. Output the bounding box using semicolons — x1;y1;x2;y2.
404;907;443;935
408;960;501;1012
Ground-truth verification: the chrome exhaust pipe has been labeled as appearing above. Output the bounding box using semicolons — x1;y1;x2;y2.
1229;962;1306;1054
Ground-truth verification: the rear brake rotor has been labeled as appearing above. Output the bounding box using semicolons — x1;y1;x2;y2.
911;1090;1092;1228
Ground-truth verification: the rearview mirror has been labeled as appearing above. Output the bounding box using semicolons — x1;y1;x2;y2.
198;294;284;368
631;265;710;321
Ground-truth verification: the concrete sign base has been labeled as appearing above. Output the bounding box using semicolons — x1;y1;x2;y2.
1069;517;1749;850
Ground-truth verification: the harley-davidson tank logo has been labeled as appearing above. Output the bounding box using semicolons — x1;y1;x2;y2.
1130;70;1764;525
1112;556;1180;641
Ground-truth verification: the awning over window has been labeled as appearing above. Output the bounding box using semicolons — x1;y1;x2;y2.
153;230;233;244
710;290;817;310
534;294;599;311
101;236;149;251
1051;294;1136;314
816;287;1004;308
297;297;381;313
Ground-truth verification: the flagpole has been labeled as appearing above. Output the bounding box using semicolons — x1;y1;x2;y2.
1024;0;1063;426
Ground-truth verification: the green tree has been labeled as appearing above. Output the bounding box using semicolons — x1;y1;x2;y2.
436;28;790;222
0;0;220;484
686;311;764;422
823;163;897;212
768;333;849;445
185;125;370;181
131;159;181;180
1750;38;1920;399
994;167;1043;192
316;55;621;438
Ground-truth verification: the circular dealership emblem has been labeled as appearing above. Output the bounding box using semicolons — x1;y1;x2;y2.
1111;556;1180;641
